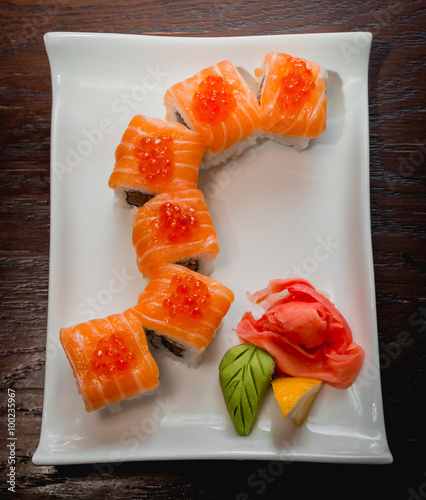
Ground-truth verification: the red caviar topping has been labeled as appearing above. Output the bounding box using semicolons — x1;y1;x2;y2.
134;135;174;185
162;274;211;320
90;333;135;377
151;202;199;243
193;75;237;124
278;58;316;111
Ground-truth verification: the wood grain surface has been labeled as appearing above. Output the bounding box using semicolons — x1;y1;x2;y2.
1;0;425;498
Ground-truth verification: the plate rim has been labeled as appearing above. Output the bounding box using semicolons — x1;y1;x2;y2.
33;30;392;466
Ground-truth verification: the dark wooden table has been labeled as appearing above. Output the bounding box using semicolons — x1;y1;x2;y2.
1;1;425;498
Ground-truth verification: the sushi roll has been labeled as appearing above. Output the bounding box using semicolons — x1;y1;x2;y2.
59;309;159;412
109;115;208;207
255;52;327;150
132;188;219;278
164;60;262;169
131;264;234;367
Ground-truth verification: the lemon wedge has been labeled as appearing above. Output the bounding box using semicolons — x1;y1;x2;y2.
271;377;323;427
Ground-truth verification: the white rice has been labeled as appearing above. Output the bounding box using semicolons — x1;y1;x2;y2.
263;133;310;151
201;131;262;169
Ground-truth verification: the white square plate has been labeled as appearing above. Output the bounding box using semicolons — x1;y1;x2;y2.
33;31;392;465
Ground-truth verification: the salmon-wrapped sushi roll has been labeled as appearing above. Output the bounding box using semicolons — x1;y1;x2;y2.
109;115;208;207
255;52;327;150
131;264;234;367
132;188;219;278
164;60;262;169
59;309;159;412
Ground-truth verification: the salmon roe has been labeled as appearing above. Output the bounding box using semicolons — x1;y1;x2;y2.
90;333;135;377
278;58;316;111
163;274;211;320
134;136;174;185
151;202;199;243
193;75;237;124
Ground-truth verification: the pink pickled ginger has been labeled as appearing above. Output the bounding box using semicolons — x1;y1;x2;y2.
235;279;364;389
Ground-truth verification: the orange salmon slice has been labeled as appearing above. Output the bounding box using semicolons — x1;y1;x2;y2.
164;60;262;154
130;264;234;352
59;309;159;412
255;52;327;139
132;188;219;278
109;115;208;206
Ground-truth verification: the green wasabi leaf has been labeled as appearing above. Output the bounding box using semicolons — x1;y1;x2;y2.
219;342;275;436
